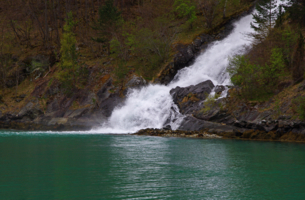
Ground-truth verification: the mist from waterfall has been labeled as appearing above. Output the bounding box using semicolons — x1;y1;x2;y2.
96;12;257;134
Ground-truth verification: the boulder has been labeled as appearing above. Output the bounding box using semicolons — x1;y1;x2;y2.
194;98;232;122
214;85;226;94
125;75;147;90
174;44;195;70
178;116;237;133
170;80;215;114
163;125;172;130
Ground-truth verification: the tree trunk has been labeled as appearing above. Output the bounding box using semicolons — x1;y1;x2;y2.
45;0;49;47
223;0;227;18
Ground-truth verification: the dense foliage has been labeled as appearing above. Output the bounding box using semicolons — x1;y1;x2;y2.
228;0;305;101
58;12;87;94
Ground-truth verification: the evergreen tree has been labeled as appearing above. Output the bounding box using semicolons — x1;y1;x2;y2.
251;0;278;39
174;0;197;29
286;0;305;27
58;12;87;93
292;32;305;83
92;0;122;54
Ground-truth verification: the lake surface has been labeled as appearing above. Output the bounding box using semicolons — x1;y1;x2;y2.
1;131;305;199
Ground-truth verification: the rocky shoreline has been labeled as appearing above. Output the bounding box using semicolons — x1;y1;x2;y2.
2;2;305;144
134;128;305;143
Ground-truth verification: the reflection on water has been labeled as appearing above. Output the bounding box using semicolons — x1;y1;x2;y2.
1;133;305;199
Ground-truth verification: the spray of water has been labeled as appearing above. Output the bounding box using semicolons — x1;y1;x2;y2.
94;13;255;133
97;0;289;134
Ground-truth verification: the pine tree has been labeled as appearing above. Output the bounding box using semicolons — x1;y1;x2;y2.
286;0;305;27
92;0;122;54
292;32;305;83
58;12;87;93
174;0;197;29
251;0;278;39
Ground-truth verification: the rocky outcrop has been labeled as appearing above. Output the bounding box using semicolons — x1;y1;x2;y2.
170;80;214;114
178;116;244;133
125;75;147;90
167;80;305;141
134;127;305;142
0;76;123;131
135;128;222;139
123;75;148;95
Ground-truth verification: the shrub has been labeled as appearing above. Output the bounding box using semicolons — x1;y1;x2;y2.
58;12;88;94
227;48;285;100
200;93;220;114
174;0;197;29
292;96;305;120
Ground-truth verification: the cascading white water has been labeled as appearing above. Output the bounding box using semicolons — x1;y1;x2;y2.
95;10;262;134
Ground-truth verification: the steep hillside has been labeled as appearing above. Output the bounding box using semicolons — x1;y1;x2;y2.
0;0;254;129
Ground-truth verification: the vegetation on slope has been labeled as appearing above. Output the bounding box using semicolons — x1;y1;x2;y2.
0;0;253;115
227;0;305;119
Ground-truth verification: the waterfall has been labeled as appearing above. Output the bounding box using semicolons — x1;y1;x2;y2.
95;12;257;134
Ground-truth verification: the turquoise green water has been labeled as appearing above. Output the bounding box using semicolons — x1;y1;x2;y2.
1;131;305;199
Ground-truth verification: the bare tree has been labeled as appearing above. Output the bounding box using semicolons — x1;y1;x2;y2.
201;0;220;28
45;0;49;47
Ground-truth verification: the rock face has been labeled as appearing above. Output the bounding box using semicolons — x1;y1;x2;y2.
18;102;43;121
170;80;215;114
0;77;124;131
126;75;147;89
124;75;148;95
155;34;213;85
214;85;226;94
178;116;242;133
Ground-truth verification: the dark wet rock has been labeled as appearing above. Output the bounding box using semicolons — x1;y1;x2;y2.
125;75;147;90
46;98;60;113
194;98;232;123
174;44;195;70
163;125;172;130
64;108;89;118
18;102;43;120
170;80;214;103
134;128;222;139
98;93;123;117
178;116;239;133
214;85;226;94
80;92;97;106
170;80;214;114
97;78;112;101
